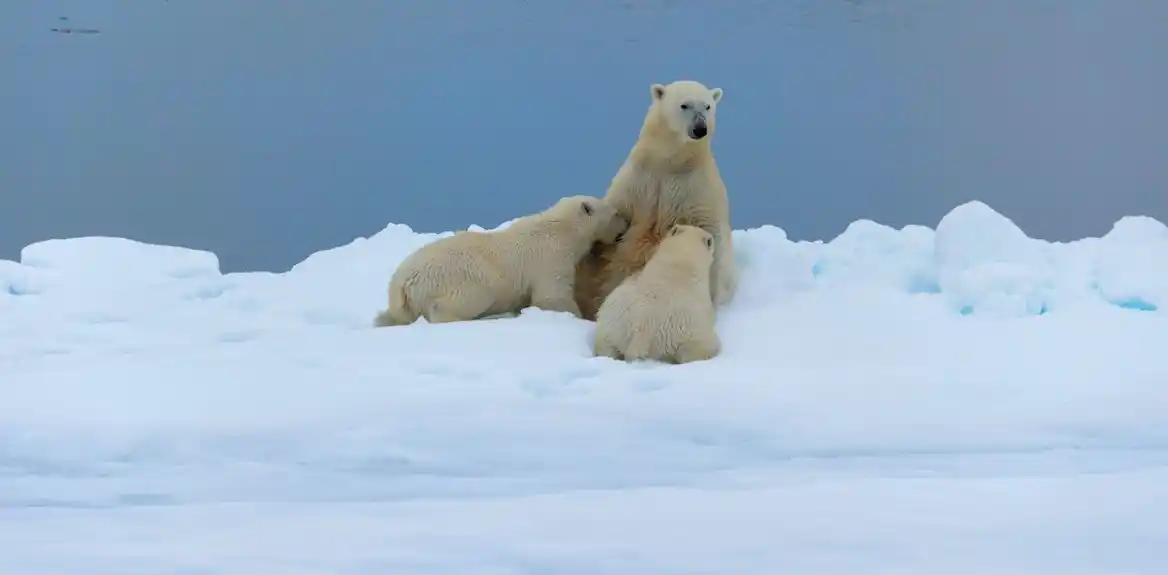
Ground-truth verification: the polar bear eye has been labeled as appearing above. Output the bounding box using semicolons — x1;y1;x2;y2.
704;104;711;111
581;202;594;216
704;237;713;248
680;103;689;110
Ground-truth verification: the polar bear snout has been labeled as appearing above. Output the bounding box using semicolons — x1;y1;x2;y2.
599;213;631;245
615;214;630;234
688;117;709;140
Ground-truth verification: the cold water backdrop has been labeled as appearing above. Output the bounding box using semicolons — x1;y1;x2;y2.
2;0;1166;272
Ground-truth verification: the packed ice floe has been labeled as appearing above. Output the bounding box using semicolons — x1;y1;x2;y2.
1;200;1166;574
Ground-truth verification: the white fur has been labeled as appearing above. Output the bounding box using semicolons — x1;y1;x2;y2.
374;195;628;326
593;224;721;364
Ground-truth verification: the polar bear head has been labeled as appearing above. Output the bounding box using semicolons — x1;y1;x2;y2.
649;80;724;142
667;224;714;253
548;195;629;245
652;224;714;272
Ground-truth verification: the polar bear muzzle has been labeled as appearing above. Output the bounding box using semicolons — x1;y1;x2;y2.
677;103;709;140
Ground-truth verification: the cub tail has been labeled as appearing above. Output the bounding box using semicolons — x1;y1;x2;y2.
372;277;418;327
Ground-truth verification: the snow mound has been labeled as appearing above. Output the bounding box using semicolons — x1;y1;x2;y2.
5;201;1161;322
1;200;1166;573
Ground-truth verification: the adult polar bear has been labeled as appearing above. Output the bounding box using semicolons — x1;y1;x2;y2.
574;80;738;321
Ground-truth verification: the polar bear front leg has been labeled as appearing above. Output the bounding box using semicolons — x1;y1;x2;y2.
530;278;584;318
710;227;738;307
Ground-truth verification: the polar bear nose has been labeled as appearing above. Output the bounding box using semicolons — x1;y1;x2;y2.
689;120;708;140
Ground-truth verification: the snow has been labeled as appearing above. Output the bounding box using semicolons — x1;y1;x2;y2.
2;200;1167;574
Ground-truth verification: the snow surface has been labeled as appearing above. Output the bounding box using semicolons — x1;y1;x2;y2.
2;200;1167;574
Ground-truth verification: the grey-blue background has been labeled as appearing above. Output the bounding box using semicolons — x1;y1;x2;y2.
2;1;1166;273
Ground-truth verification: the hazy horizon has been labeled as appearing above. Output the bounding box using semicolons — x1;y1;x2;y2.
2;0;1166;272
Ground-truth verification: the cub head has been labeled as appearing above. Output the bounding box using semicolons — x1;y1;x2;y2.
554;195;629;244
650;80;724;142
665;224;715;260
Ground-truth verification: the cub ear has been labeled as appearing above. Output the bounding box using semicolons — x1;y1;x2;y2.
580;201;594;216
710;87;723;103
651;83;667;101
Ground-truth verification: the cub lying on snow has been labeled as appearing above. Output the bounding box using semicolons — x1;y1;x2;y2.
592;224;721;364
374;195;628;326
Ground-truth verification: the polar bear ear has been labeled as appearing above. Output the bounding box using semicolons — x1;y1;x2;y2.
580;201;595;216
651;84;667;101
710;88;723;103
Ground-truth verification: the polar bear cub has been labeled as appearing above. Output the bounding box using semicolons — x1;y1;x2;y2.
374;195;628;327
592;224;721;364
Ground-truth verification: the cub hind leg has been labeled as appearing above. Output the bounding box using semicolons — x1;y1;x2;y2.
423;290;498;324
592;330;625;360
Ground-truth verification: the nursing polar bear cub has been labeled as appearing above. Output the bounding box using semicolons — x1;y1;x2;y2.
574;79;738;321
593;224;721;364
374;195;627;326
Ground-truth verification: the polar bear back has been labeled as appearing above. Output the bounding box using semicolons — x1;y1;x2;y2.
593;224;720;364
